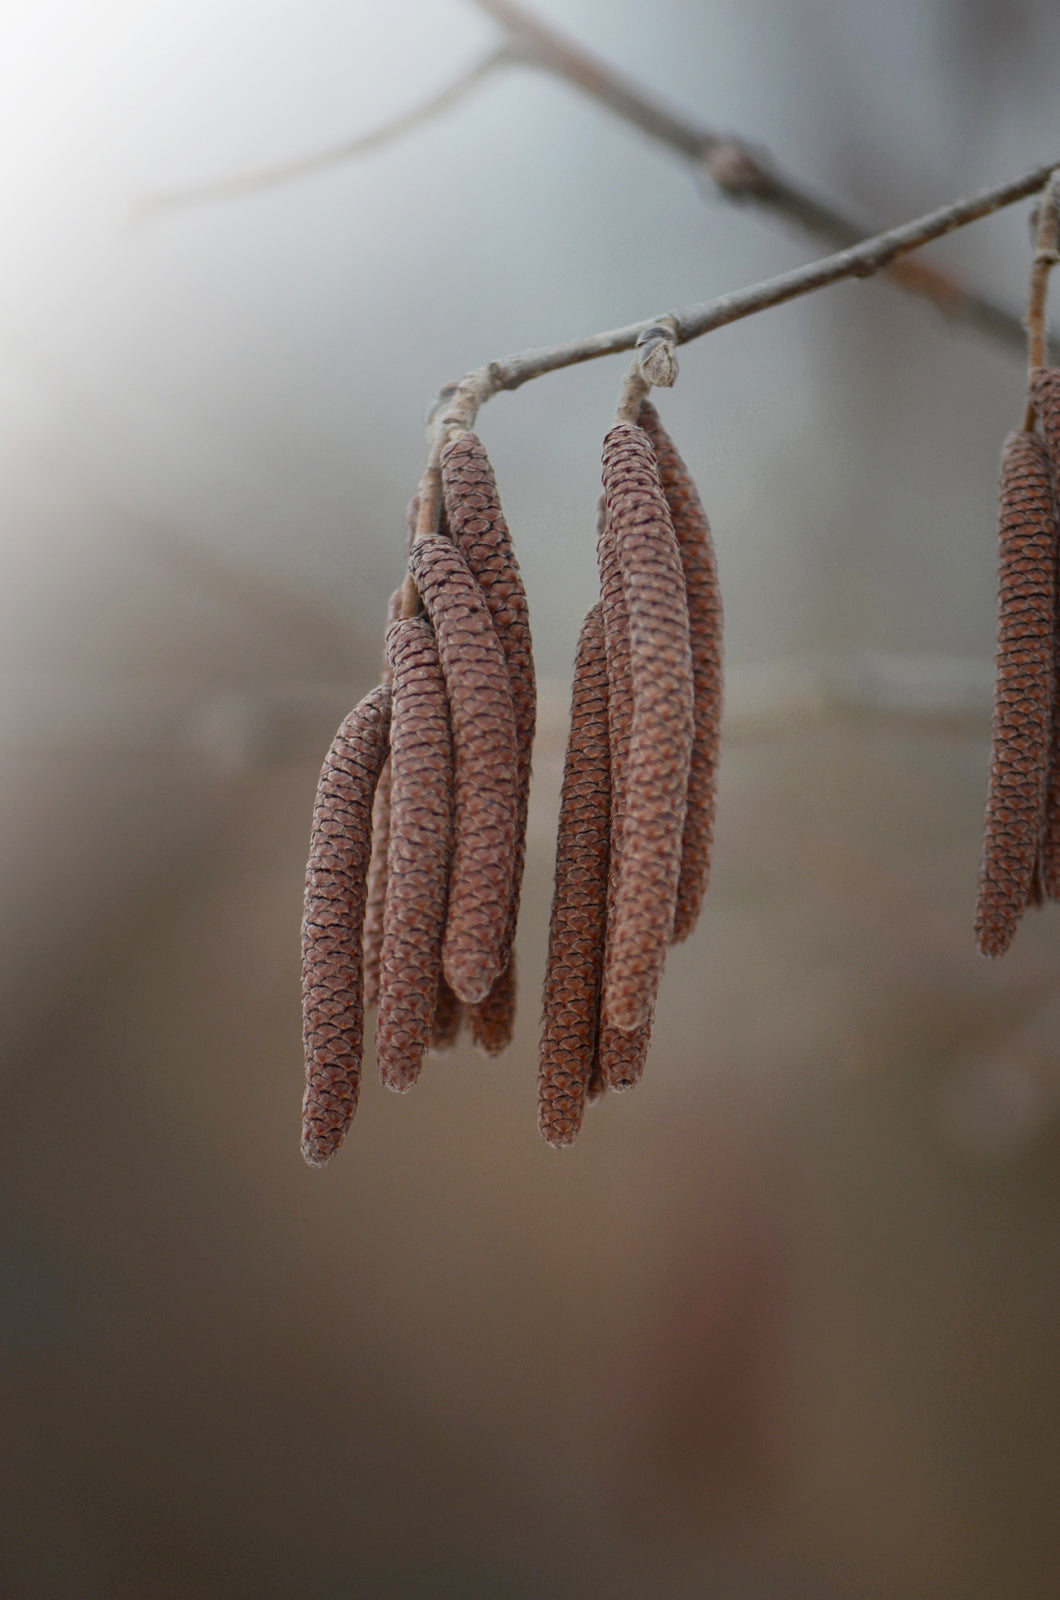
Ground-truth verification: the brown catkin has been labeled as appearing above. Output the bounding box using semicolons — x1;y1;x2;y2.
442;430;537;1052
974;429;1058;956
363;587;404;1007
407;536;519;1003
540;603;611;1147
431;975;463;1050
638;400;723;943
599;423;694;1033
1029;366;1060;898
376;617;455;1092
301;682;392;1166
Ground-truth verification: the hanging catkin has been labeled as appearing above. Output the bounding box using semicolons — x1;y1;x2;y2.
637;400;723;944
596;506;654;1089
363;587;404;1008
599;423;694;1033
975;428;1058;956
540;603;611;1147
301;682;392;1165
431;975;463;1050
441;429;537;1052
376;616;455;1092
1029;366;1060;899
407;536;519;1003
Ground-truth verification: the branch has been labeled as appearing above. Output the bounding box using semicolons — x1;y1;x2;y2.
430;162;1058;434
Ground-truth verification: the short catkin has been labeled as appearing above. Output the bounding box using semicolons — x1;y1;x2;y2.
407;536;519;1004
599;423;694;1033
1029;366;1060;898
442;430;537;1052
540;603;611;1147
975;428;1058;956
637;400;723;943
301;682;392;1166
376;616;455;1093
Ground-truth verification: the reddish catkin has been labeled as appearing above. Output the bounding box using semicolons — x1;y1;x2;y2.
974;429;1058;956
442;429;537;1052
363;588;404;1008
638;400;724;944
301;682;392;1166
599;423;694;1033
431;975;463;1050
407;536;519;1003
376;617;455;1092
540;603;611;1147
596;508;654;1090
1029;366;1060;899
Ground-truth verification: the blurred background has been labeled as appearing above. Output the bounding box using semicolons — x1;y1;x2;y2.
3;0;1060;1594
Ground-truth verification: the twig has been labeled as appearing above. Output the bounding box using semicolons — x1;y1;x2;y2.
428;163;1059;435
131;46;512;217
1024;171;1060;427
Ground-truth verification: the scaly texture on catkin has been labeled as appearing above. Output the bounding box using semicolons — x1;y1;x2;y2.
407;536;519;1003
442;429;537;1051
599;423;694;1032
1029;366;1060;899
376;617;455;1092
540;603;611;1147
363;587;404;1007
975;429;1058;957
637;400;723;944
301;682;392;1166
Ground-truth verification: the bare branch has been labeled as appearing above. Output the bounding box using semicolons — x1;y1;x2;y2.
430;162;1059;434
133;46;512;218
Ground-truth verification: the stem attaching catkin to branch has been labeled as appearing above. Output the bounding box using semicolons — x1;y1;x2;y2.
301;682;392;1165
637;400;723;944
407;535;519;1003
598;423;694;1033
540;602;611;1147
441;429;536;1052
376;616;455;1092
975;429;1058;956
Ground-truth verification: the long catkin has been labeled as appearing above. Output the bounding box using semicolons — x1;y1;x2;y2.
539;603;611;1147
407;536;519;1003
363;587;404;1007
637;400;723;944
1029;366;1060;899
975;429;1057;956
599;423;694;1033
376;617;454;1092
442;430;537;1052
301;682;392;1166
596;507;653;1089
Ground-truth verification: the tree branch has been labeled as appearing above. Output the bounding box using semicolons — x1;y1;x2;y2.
430;161;1058;434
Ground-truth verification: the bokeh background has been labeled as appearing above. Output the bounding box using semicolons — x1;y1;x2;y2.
3;1;1060;1595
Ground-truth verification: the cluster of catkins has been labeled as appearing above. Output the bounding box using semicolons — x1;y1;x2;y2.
301;401;721;1163
976;366;1060;956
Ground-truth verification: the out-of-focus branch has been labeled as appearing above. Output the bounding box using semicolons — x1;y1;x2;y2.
430;161;1058;434
132;45;513;216
138;0;1042;358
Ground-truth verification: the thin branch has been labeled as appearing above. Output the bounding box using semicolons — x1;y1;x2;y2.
430;162;1058;436
466;0;1033;354
132;46;512;217
1024;172;1060;425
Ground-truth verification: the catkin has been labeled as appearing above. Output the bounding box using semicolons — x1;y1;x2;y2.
442;430;537;1052
599;423;694;1033
1029;366;1060;899
407;536;519;1003
363;588;404;1007
301;682;392;1166
376;617;455;1092
540;603;611;1147
637;400;723;943
431;976;463;1050
975;429;1057;956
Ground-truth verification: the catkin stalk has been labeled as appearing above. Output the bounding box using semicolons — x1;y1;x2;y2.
301;682;392;1165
